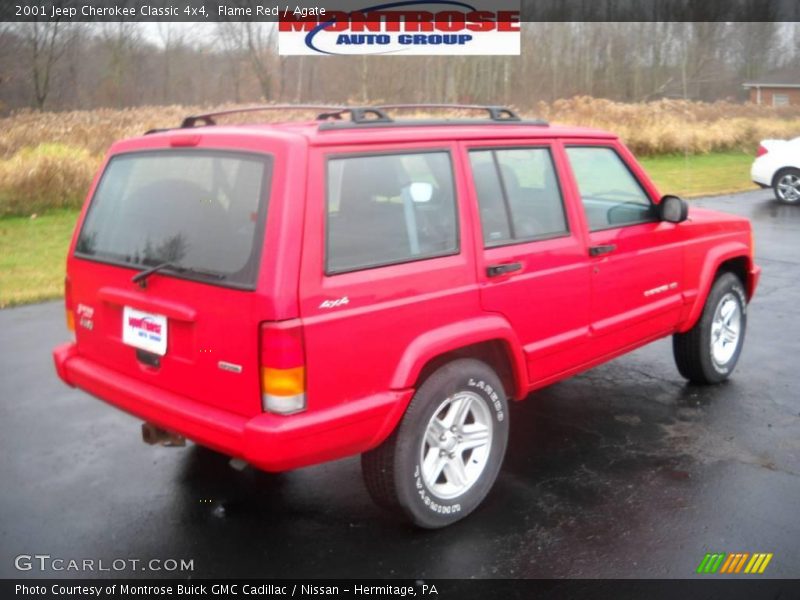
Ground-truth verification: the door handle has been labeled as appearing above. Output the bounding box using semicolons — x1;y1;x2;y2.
588;244;617;257
487;262;523;277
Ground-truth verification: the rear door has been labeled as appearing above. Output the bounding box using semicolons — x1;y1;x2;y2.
298;143;478;415
465;140;592;386
563;143;684;355
68;142;285;418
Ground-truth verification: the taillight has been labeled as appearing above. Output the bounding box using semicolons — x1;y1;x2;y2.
64;275;75;334
756;144;768;157
259;320;306;415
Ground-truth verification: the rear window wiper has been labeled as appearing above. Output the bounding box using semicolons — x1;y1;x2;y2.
132;261;226;288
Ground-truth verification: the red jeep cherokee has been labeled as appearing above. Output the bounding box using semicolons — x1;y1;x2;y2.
53;104;760;528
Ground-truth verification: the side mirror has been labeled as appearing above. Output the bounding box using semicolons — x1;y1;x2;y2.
659;195;689;223
408;182;433;203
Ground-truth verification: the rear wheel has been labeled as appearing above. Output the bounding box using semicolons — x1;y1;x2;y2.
673;272;747;384
773;168;800;204
362;358;509;528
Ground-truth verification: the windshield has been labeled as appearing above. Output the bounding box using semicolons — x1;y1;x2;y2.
75;150;272;288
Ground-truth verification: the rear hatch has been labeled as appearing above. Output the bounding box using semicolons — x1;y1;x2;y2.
68;146;274;417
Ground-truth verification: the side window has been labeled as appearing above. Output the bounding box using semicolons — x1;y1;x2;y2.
469;148;568;247
565;146;656;231
326;151;458;274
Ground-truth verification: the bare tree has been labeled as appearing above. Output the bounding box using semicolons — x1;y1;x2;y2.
242;22;277;101
97;22;143;107
23;20;63;109
216;22;247;103
1;21;795;113
156;23;189;104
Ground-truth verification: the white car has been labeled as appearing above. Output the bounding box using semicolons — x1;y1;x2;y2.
751;136;800;203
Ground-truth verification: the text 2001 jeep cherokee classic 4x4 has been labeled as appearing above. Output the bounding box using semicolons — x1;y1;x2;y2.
53;104;760;528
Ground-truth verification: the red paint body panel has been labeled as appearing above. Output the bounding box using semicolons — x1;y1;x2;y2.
54;342;413;471
53;120;760;472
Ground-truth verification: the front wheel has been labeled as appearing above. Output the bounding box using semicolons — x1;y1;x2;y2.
673;272;747;384
362;359;509;528
773;168;800;204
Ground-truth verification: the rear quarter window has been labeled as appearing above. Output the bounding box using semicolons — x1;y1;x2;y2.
325;151;458;274
75;150;272;288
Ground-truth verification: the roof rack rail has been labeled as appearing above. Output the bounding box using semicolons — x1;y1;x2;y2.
167;103;547;134
177;104;397;129
179;104;349;128
317;104;548;131
374;103;523;122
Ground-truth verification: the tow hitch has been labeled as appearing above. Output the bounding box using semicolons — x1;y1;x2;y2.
141;423;186;447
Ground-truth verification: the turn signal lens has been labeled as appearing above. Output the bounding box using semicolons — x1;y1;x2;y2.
261;366;305;397
260;321;306;415
64;275;75;334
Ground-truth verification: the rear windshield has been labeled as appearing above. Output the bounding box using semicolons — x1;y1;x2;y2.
76;150;272;288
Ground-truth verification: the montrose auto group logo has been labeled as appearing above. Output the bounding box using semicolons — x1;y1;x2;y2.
128;316;163;340
278;1;520;55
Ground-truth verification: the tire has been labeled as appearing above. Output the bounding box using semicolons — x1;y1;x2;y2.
773;168;800;204
673;272;747;385
362;358;509;528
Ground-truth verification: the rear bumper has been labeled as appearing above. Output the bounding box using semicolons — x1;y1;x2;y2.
53;343;412;472
750;158;773;187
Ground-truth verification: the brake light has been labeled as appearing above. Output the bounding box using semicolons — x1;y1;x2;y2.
259;320;306;415
756;144;768;157
64;275;75;334
169;134;201;147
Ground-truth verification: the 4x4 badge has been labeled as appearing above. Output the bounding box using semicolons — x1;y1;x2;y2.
319;296;350;309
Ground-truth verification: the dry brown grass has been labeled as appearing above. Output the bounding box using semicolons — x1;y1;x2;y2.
0;144;97;216
539;96;800;155
2;98;800;216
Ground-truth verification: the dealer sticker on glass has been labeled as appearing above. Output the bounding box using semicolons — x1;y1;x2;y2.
122;306;167;356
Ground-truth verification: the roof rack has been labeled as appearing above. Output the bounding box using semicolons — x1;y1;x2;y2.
375;104;523;122
162;103;547;134
317;104;549;130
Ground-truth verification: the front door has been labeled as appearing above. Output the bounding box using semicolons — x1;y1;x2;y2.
564;144;684;357
467;142;591;387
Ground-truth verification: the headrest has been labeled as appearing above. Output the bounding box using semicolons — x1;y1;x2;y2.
340;157;406;213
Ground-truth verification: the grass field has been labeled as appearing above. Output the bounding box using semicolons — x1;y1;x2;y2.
640;151;755;197
0;152;761;308
0;210;77;307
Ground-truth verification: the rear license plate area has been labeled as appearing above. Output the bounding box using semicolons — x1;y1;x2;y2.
122;306;168;356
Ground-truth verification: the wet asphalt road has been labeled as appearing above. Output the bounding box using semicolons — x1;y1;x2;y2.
1;189;799;580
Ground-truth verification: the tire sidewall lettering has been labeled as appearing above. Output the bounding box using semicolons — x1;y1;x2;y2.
393;360;510;527
410;377;502;516
413;464;462;515
467;378;505;423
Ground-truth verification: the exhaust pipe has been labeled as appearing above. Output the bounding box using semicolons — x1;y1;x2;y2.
141;423;186;447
